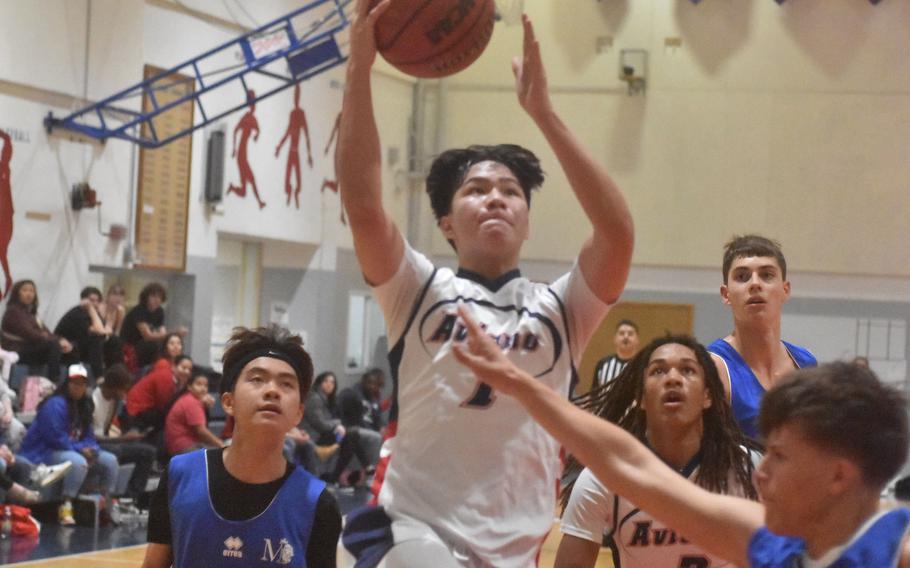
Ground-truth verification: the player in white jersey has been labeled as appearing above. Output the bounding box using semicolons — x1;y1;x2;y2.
453;308;910;568
559;336;757;568
337;2;633;567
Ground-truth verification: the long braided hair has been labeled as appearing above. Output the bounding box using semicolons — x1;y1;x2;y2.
562;335;758;510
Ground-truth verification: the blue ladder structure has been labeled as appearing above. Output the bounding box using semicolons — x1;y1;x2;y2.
44;0;351;148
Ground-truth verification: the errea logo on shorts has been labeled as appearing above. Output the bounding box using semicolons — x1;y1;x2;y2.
222;536;243;558
261;538;295;565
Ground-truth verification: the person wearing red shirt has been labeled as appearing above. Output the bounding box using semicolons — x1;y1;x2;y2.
164;372;223;456
124;355;193;435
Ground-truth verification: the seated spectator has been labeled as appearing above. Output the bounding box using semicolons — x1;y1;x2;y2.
337;368;385;472
98;284;126;336
0;370;25;451
339;368;385;432
120;282;186;371
0;346;18;383
92;364;156;501
0;443;72;503
0;467;40;504
302;372;343;447
55;286;109;378
123;354;193;437
303;371;374;486
1;280;72;382
283;424;320;475
19;364;119;525
98;284;126;368
164;372;223;456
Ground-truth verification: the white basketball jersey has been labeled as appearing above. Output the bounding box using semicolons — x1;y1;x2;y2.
562;467;745;568
371;244;609;568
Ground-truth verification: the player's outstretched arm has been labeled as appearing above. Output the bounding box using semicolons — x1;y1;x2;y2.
513;16;633;304
337;0;403;286
451;306;762;567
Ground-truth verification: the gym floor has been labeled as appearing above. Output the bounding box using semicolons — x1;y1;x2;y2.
0;486;616;567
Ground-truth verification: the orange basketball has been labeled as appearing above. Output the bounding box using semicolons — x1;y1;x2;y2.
372;0;496;79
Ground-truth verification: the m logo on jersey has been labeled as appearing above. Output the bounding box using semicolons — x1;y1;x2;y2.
261;537;294;564
419;299;561;378
222;536;243;558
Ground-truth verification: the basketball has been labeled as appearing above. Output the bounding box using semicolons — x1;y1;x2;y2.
372;0;496;78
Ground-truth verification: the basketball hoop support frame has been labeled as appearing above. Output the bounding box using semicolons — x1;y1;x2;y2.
44;0;351;148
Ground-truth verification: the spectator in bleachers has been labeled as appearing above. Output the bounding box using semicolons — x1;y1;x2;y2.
19;364;119;525
337;368;384;474
98;284;126;369
92;364;156;501
123;354;193;438
0;467;39;504
98;284;126;336
0;443;72;503
0;369;24;450
1;280;72;382
0;346;17;383
120;282;186;372
130;331;183;383
339;368;385;433
303;372;342;446
303;371;374;486
283;422;320;475
55;286;109;378
164;372;223;456
152;333;184;373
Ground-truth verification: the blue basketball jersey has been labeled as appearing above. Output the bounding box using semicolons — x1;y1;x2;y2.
748;508;910;567
708;339;816;439
168;449;325;567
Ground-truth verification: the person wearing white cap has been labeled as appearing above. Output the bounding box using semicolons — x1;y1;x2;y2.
19;363;120;525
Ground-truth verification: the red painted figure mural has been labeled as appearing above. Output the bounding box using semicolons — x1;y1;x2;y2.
320;112;345;225
226;89;265;209
275;84;313;209
0;130;13;299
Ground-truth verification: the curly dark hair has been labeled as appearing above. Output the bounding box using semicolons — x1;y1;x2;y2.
563;335;758;511
760;362;907;489
722;234;786;284
220;325;314;398
425;143;544;223
139;282;167;306
80;286;102;300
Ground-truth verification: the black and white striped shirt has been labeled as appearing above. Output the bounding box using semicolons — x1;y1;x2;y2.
592;355;629;388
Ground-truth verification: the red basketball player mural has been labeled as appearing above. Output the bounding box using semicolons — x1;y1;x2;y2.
275;84;313;209
320;112;345;225
0;129;14;299
226;89;265;209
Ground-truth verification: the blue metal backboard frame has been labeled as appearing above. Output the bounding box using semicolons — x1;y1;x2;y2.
44;0;350;148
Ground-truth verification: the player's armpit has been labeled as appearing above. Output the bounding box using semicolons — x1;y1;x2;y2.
141;543;173;568
554;533;600;568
